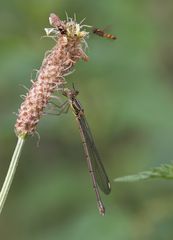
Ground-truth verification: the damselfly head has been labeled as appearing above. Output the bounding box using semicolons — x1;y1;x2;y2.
62;87;79;99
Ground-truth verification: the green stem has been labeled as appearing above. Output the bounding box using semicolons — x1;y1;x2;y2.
0;137;25;214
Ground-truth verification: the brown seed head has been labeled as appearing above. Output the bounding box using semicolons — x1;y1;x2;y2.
15;13;89;137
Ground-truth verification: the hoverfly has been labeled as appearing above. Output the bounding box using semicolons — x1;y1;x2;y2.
92;27;117;40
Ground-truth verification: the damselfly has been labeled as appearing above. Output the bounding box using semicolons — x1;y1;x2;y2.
60;88;111;215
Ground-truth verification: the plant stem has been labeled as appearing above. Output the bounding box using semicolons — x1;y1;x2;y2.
0;137;25;214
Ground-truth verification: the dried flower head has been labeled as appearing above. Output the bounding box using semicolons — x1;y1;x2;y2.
46;13;89;40
15;13;89;138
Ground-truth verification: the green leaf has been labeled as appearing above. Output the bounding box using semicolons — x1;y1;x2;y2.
114;164;173;182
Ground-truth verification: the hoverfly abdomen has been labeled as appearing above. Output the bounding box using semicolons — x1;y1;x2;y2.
103;33;116;40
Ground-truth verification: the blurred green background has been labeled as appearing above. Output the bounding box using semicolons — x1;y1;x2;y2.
0;0;173;239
